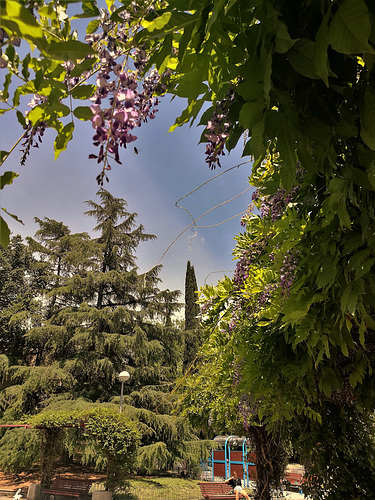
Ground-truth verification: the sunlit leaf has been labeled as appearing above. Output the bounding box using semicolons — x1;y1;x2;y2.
73;106;93;121
71;85;96;100
48;41;95;62
329;0;374;54
1;0;47;53
0;171;19;189
54;122;74;159
0;151;10;163
0;216;10;248
1;207;24;224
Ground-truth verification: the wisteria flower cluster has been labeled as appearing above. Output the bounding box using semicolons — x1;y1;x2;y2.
280;250;299;296
88;65;162;184
233;240;267;289
16;4;166;181
233;362;259;429
20;94;48;165
205;97;232;169
228;304;241;332
252;186;300;222
85;14;165;184
258;283;277;306
238;393;260;430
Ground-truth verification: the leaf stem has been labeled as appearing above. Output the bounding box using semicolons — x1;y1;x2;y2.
0;129;29;167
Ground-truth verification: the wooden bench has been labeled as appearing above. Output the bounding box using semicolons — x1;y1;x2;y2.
198;482;246;499
42;477;92;500
282;472;304;493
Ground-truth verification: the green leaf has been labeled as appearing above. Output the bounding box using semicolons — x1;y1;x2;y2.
37;4;57;19
86;19;100;34
340;285;358;315
50;101;70;118
329;0;374;55
287;40;320;79
316;256;336;288
0;216;10;248
319;377;332;396
2;73;12;102
1;207;24;224
21;53;31;79
5;43;15;66
71;84;96;100
0;0;47;53
16;110;27;127
238;100;263;131
326;178;351;228
248;116;265;161
48;41;95;62
174;66;208;98
71;1;100;20
262;47;272;106
349;368;362;388
0;151;10;163
277;121;297;191
73;106;93;121
54;122;74;159
0;171;19;189
360;85;375;150
136;12;196;43
207;0;226;32
313;12;330;86
27;105;48;125
70;57;97;78
142;12;172;32
275;21;296;54
169;95;207;132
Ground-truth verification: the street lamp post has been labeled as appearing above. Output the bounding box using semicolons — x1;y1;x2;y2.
118;371;130;413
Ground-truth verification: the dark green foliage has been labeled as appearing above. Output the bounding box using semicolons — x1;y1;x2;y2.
295;405;375;499
184;261;199;331
0;189;205;481
0;427;41;473
81;408;140;491
0;236;46;362
184;261;201;368
129;2;375;498
22;407;140;489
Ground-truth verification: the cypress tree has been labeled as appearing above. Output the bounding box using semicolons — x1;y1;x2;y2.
184;261;201;368
184;261;199;331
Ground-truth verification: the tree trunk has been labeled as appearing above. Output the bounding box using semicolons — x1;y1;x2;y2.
248;426;285;500
40;428;61;486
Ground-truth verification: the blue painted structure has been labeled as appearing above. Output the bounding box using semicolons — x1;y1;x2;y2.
205;435;256;487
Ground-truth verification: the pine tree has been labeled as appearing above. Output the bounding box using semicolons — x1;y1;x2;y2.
23;189;182;401
0;236;46;363
0;190;212;475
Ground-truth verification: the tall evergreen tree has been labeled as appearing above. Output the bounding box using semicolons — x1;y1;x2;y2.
184;261;199;330
23;189;182;401
0;190;212;476
184;261;201;368
0;236;46;363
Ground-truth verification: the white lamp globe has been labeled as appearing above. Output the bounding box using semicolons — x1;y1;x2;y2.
118;371;130;382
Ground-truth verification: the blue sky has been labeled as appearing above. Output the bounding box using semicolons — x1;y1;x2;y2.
0;82;253;296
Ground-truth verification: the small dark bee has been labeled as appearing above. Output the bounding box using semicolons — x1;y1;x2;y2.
133;147;139;154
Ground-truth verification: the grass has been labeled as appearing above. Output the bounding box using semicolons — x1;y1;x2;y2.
116;476;202;500
115;476;254;500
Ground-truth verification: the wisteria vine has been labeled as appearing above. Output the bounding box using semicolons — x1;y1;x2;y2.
15;3;167;182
